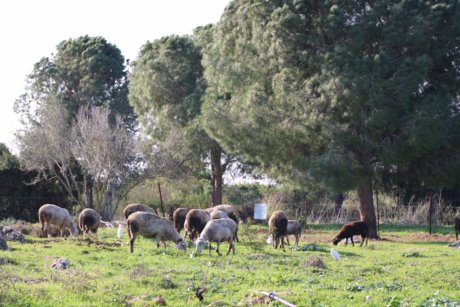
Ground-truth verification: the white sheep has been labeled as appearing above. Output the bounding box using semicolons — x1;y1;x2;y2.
127;212;187;253
38;204;79;237
210;210;228;220
195;218;238;256
184;209;211;240
285;220;301;248
78;208;101;234
123;203;158;219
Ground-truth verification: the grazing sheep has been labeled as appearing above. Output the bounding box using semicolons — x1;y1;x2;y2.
455;213;460;241
333;221;369;247
268;210;288;249
173;208;190;233
285;220;302;248
195;218;238;256
210;210;228;220
38;204;79;237
123;203;158;219
78;208;101;234
238;204;254;223
184;209;211;240
206;204;239;224
127;212;187;253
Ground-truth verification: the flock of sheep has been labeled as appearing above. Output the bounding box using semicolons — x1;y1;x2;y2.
37;203;460;255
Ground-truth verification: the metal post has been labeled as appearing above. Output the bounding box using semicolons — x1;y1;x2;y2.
158;182;165;217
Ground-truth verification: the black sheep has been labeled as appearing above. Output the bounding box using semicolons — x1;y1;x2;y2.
333;221;369;247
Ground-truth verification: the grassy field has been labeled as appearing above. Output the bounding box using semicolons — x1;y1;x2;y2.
0;223;459;306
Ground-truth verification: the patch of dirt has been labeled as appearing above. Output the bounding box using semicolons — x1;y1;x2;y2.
127;265;155;279
76;237;122;247
300;256;328;269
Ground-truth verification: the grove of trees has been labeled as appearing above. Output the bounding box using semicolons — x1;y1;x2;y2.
7;1;460;233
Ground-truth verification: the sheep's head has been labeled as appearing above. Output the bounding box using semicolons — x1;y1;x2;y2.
195;238;206;254
69;222;79;236
332;237;341;245
176;239;187;252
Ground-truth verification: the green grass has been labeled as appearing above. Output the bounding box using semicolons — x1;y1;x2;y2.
0;224;459;306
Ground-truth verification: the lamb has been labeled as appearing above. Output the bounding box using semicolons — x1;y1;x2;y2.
38;204;79;237
172;207;190;233
127;212;187;253
123;203;158;219
285;220;302;248
455;213;460;241
195;218;238;256
333;221;369;247
184;209;211;240
268;210;288;249
78;208;101;234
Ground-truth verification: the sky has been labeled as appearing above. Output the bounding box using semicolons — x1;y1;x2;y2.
0;0;230;152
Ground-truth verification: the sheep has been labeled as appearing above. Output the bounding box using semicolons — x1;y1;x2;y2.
123;203;158;219
206;204;240;242
195;218;238;256
172;208;190;233
78;208;101;234
210;210;228;220
184;209;211;240
127;212;187;253
285;220;302;248
38;204;79;237
455;213;460;241
206;204;239;224
268;210;288;249
332;221;369;247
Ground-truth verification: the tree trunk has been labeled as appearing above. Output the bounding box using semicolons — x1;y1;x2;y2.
103;182;113;220
357;179;379;239
210;147;224;206
84;175;93;209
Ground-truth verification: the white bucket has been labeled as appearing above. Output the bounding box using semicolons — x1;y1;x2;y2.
253;203;268;220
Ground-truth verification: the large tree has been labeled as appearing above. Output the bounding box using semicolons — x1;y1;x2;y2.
129;35;237;206
15;35;135;210
201;0;460;237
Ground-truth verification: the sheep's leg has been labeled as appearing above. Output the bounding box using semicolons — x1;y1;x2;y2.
350;236;355;246
226;239;234;255
216;241;222;256
344;238;348;246
295;234;299;248
286;235;290;246
209;241;212;255
130;235;137;253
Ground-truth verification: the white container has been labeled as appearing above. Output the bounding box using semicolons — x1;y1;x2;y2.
254;203;268;220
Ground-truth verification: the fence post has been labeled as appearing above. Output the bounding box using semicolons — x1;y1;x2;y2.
375;189;380;237
157;182;165;217
428;196;432;235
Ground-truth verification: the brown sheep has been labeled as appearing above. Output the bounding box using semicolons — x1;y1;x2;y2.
184;209;211;240
127;212;186;253
172;208;190;233
78;208;101;234
123;204;158;219
268;210;288;249
455;213;460;241
333;221;369;247
38;204;79;237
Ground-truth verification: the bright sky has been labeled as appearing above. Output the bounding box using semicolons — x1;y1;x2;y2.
0;0;230;153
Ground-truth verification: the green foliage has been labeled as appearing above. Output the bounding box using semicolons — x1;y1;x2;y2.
201;0;460;195
0;226;458;306
15;35;132;124
223;184;263;205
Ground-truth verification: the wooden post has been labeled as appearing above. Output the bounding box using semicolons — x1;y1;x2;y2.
158;182;165;217
375;189;380;237
428;196;432;235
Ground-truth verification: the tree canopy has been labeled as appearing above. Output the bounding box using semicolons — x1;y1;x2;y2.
201;0;460;236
